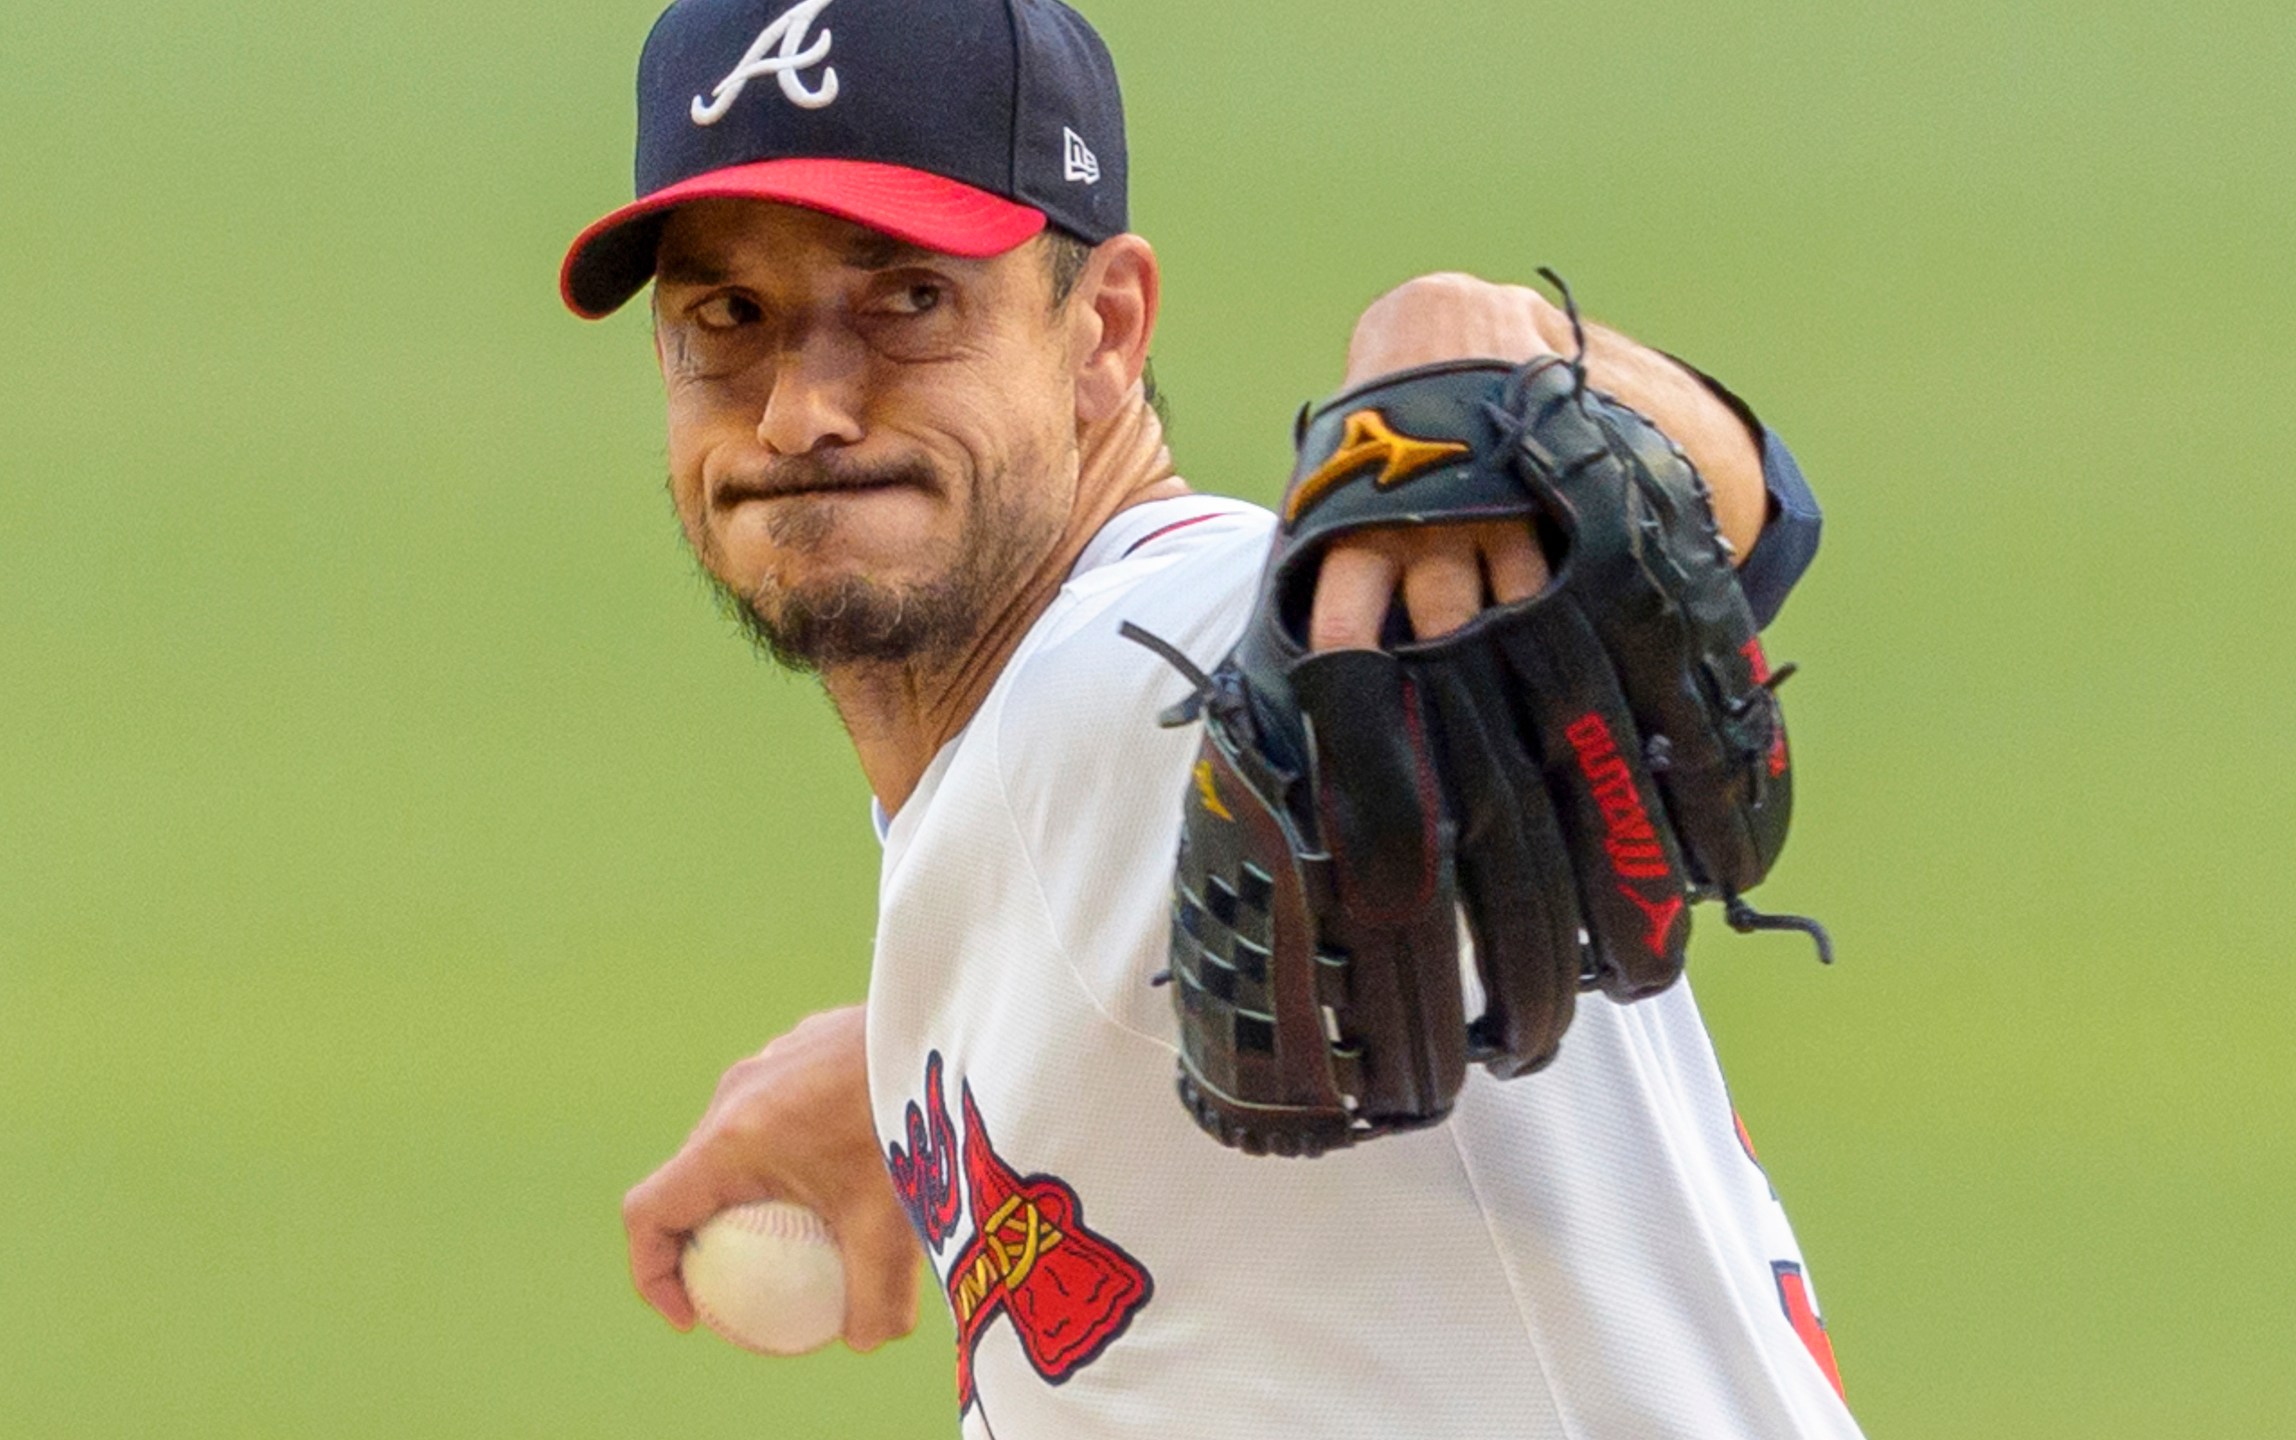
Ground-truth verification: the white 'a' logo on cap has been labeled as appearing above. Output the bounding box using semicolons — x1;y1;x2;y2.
692;0;840;124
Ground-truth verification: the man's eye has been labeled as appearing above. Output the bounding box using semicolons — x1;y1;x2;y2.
888;283;944;316
693;294;762;329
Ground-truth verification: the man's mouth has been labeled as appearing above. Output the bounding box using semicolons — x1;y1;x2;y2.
716;479;892;507
713;467;929;510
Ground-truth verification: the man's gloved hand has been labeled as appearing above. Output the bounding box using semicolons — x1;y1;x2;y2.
1132;280;1825;1157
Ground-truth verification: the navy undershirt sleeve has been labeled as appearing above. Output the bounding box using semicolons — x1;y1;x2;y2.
1737;427;1822;630
1655;350;1822;629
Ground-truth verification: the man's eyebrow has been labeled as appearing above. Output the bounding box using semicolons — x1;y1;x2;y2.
841;234;937;271
654;251;734;287
655;236;939;285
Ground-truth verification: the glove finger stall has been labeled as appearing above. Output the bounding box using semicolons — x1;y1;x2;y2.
1292;649;1466;1134
1508;368;1791;900
1410;643;1583;1079
1486;601;1692;1001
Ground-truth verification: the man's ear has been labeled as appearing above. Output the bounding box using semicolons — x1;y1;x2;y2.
1069;235;1160;425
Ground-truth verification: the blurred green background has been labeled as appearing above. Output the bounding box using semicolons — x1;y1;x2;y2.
4;0;2290;1433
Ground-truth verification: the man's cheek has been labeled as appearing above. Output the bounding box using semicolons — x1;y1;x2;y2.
660;466;713;556
656;321;718;385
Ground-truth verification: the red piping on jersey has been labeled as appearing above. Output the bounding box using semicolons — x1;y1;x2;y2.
1119;512;1226;558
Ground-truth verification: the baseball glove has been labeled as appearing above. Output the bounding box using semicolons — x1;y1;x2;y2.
1126;278;1829;1158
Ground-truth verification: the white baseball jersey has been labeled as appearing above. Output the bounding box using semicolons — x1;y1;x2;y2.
866;495;1862;1439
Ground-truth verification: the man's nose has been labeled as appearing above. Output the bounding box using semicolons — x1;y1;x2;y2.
756;330;865;456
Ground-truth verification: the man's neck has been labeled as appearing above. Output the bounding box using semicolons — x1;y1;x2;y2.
823;394;1188;815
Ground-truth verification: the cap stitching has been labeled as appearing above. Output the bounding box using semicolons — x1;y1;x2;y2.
1001;0;1026;202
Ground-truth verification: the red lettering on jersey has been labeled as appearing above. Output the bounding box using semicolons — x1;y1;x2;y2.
1773;1261;1846;1401
886;1051;963;1252
1732;1108;1761;1167
942;1081;1153;1414
1728;1102;1779;1200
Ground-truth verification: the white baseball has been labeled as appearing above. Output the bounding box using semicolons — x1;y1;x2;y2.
680;1199;847;1356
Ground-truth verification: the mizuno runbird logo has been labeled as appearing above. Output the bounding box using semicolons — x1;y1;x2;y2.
693;0;839;124
1284;409;1470;525
1618;884;1685;959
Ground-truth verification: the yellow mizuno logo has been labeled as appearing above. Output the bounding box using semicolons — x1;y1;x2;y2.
1283;409;1471;525
1193;758;1234;822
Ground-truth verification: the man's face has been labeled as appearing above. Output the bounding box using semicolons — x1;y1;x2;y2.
652;200;1081;671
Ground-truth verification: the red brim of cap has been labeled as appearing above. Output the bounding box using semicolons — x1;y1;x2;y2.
559;158;1050;319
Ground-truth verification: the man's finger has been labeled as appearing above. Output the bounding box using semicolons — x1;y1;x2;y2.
626;1195;700;1329
1399;534;1484;641
1307;543;1402;652
625;1160;737;1331
1479;523;1550;604
836;1205;925;1353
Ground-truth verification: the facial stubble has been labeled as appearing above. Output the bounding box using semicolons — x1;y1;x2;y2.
687;455;1061;676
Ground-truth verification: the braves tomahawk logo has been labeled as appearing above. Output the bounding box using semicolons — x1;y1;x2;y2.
692;0;839;124
887;1052;1154;1414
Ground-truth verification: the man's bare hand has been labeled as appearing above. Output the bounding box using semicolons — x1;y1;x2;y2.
621;1005;921;1352
1342;272;1570;386
1307;521;1550;652
1313;275;1564;652
1309;272;1766;653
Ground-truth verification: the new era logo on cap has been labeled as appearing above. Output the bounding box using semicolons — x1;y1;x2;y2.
1063;127;1100;184
561;0;1132;319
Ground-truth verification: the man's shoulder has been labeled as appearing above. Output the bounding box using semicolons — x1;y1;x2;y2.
1009;495;1272;701
978;495;1270;806
930;497;1271;1026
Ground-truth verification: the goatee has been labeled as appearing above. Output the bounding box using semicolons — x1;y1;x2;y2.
686;457;1056;675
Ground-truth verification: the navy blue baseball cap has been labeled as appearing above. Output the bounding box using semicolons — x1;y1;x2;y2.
561;0;1129;318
